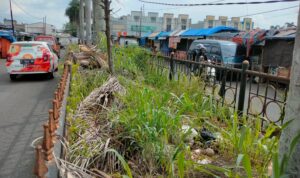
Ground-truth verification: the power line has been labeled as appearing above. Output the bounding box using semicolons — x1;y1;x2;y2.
237;5;299;17
143;0;226;11
138;0;299;6
11;0;43;19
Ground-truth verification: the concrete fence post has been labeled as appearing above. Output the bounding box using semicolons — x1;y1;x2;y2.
52;99;59;127
42;124;54;161
33;145;48;178
48;109;56;141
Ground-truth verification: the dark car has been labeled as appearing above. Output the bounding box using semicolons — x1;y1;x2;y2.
188;39;246;68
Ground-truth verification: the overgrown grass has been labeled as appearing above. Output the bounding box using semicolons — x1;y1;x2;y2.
67;45;282;177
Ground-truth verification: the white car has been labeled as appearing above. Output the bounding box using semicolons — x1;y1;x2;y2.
6;41;59;80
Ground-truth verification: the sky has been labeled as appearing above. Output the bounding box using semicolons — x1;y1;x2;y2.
0;0;299;30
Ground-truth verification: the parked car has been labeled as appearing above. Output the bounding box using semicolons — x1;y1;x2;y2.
35;35;60;57
5;41;58;80
188;39;245;68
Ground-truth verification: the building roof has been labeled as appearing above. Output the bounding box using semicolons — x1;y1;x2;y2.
180;26;238;38
169;30;187;37
265;28;296;40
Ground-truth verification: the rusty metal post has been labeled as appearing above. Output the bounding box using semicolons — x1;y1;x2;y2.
42;124;54;161
33;145;48;178
237;60;249;117
48;109;56;141
169;52;175;81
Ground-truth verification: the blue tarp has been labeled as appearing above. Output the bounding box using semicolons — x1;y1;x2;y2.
157;31;171;38
0;30;16;42
181;26;238;38
140;32;153;46
142;32;152;38
148;31;164;40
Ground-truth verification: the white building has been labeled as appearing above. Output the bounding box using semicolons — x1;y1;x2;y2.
25;22;56;35
111;11;192;37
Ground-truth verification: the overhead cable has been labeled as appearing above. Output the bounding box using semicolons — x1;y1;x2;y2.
138;0;299;6
237;5;299;17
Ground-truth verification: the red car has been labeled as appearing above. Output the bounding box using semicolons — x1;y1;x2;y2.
35;35;60;57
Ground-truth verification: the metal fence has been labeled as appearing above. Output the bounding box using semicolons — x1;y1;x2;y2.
152;53;289;127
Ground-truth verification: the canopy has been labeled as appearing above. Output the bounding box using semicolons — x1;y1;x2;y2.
141;32;152;38
148;31;163;40
180;26;238;38
0;30;16;42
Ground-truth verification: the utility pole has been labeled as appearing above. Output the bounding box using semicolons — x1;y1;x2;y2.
85;0;92;45
43;17;45;35
101;0;113;74
44;16;47;35
93;0;103;44
79;0;84;43
139;5;142;37
279;2;300;176
9;0;15;37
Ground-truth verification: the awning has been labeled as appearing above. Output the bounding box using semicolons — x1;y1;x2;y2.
148;32;161;40
157;31;171;40
141;32;152;38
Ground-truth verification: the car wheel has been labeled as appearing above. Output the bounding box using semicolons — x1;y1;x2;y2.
47;72;54;79
10;74;17;81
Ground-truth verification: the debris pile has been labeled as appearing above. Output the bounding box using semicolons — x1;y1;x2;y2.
71;45;109;70
66;77;127;176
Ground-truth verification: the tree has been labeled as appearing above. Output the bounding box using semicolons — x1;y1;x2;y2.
65;0;80;23
65;0;80;36
63;22;77;36
279;3;300;176
101;0;113;74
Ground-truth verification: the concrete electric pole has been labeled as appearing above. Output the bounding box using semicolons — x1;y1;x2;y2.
93;0;105;44
279;2;300;176
85;0;92;44
79;0;84;43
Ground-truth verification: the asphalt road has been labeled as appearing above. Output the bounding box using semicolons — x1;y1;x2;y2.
0;59;59;177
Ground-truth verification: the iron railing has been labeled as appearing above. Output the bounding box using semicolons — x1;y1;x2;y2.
151;53;289;127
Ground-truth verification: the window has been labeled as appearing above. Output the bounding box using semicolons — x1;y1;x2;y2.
181;19;187;25
181;25;186;30
221;21;226;26
166;18;172;24
150;17;156;23
246;22;251;30
47;44;54;52
166;24;172;31
208;20;213;28
234;22;239;29
134;16;140;22
211;46;221;56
